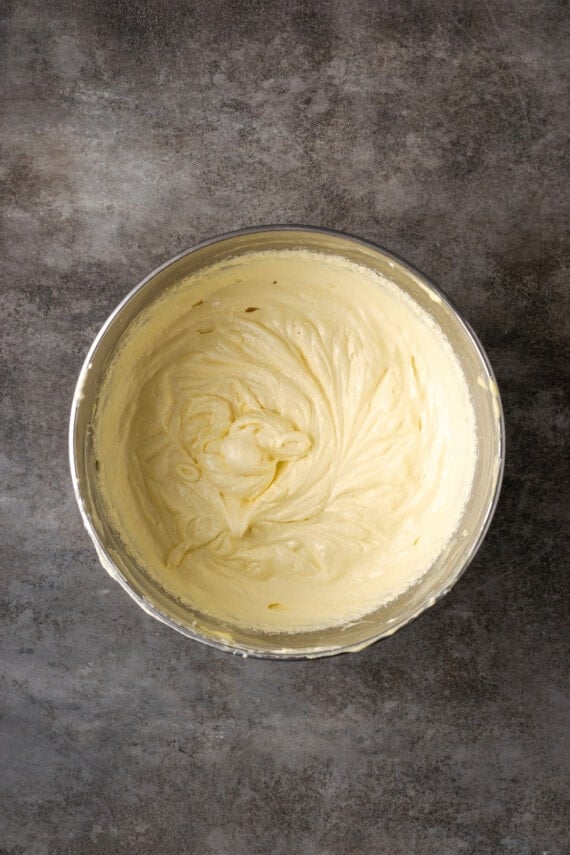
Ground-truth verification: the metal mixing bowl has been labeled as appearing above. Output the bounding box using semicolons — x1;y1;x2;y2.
69;226;505;658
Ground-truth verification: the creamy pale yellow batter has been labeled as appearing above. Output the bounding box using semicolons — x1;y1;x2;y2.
94;250;476;632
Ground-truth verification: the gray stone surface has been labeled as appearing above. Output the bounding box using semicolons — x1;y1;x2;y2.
1;0;568;852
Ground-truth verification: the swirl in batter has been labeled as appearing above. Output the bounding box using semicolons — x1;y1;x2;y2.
95;250;476;632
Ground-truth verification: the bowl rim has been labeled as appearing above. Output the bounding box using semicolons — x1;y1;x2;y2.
69;224;506;659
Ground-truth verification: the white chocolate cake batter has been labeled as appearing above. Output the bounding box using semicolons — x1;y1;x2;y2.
94;250;476;632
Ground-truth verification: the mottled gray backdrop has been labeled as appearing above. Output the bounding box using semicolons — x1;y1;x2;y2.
1;1;568;853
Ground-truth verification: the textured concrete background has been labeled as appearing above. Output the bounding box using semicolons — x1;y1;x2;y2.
1;0;569;853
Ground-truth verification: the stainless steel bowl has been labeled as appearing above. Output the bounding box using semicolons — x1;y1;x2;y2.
69;226;505;658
